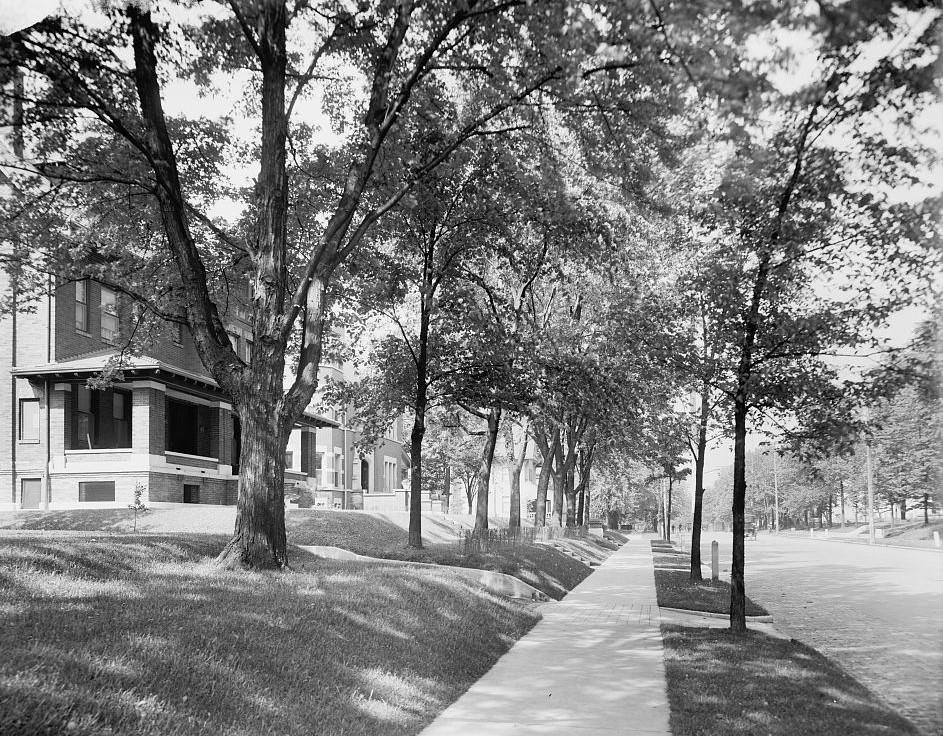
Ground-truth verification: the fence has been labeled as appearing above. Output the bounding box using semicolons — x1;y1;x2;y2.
460;524;588;554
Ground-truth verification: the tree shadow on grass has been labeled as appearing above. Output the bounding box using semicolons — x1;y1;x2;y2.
0;537;538;736
661;625;921;736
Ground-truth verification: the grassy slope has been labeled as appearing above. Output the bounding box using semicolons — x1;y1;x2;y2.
0;534;540;736
0;509;599;600
651;542;769;617
662;626;920;736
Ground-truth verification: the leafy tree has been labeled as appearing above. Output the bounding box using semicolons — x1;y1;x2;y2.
869;323;942;523
695;3;940;632
2;1;670;566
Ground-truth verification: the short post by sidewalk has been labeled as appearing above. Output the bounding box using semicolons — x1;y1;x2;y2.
933;531;940;548
711;540;719;582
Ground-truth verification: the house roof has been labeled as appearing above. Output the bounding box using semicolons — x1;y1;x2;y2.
12;350;338;429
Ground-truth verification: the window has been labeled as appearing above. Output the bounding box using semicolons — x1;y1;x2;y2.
18;399;39;441
231;415;241;475
361;459;370;491
285;450;294;469
71;387;132;450
300;432;310;474
75;386;93;449
113;392;131;447
244;339;253;363
165;398;211;457
21;478;42;509
383;459;397;492
100;285;118;341
75;280;88;332
79;481;115;502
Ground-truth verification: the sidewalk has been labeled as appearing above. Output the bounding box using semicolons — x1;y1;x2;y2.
419;537;671;736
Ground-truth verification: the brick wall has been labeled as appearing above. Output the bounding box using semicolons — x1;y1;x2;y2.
149;389;165;454
0;268;53;504
146;472;235;505
49;472;148;507
54;279;211;377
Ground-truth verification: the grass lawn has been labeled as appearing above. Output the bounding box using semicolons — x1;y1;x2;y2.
364;543;594;601
0;509;604;600
661;625;921;735
0;533;541;736
651;542;768;617
879;518;943;547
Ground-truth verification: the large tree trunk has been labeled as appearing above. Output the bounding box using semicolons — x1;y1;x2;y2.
900;500;907;520
474;408;501;531
217;384;289;569
508;424;528;529
924;493;929;525
565;460;577;527
577;482;585;525
551;440;565;527
532;425;559;527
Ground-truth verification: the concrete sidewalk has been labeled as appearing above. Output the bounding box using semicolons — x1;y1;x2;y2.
419;538;671;736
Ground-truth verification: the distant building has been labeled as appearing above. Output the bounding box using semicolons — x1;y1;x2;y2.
293;360;410;512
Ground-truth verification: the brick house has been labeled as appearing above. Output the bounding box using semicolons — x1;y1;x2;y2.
294;361;411;512
0;272;338;510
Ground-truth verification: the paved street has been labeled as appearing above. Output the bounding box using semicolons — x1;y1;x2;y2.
695;532;943;736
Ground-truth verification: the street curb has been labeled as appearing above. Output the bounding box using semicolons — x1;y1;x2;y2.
659;606;774;623
801;536;943;553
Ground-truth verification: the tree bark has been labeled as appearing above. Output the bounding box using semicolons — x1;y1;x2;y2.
551;439;565;527
839;479;845;528
577;482;585;525
565;459;577;527
690;386;709;579
442;464;451;514
217;382;289;569
474;408;501;531
532;425;559;527
508;423;528;529
407;262;434;548
408;408;425;548
667;475;674;542
730;397;748;633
